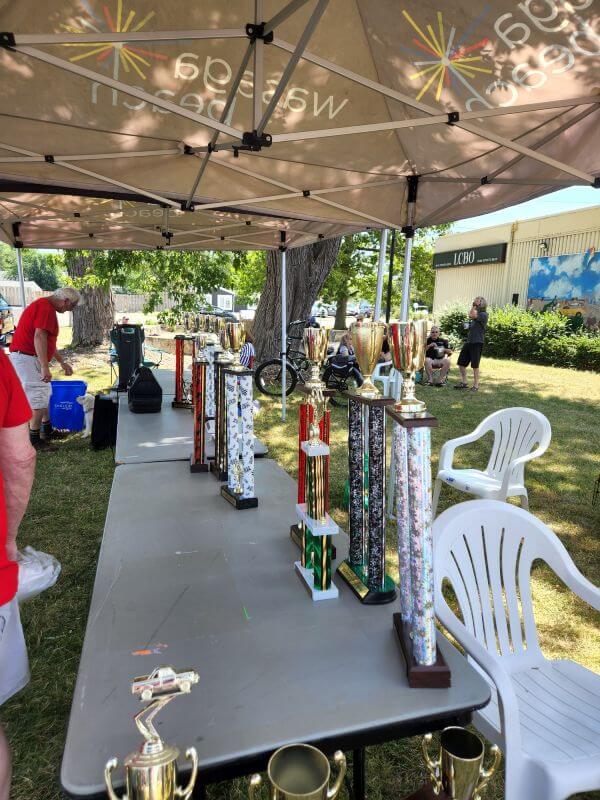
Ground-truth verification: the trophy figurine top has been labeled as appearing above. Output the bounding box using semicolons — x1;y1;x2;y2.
226;321;246;371
195;333;208;361
389;319;427;416
303;327;329;446
351;320;385;397
232;459;244;495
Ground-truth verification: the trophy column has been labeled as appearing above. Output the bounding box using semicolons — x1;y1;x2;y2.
190;356;209;473
172;334;194;409
290;384;335;559
337;394;397;604
210;352;231;481
220;367;258;509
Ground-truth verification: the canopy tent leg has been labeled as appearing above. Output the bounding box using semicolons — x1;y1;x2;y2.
280;233;287;421
384;229;396;324
16;246;26;308
399;176;419;322
373;228;388;322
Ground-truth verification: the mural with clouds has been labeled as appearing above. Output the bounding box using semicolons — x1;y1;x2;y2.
527;249;600;327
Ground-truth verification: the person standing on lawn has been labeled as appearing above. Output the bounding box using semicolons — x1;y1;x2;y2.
455;296;488;392
0;348;36;800
9;287;80;451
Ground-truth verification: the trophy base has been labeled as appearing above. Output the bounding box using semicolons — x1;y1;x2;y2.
210;463;227;481
171;400;193;410
189;454;209;473
393;614;451;688
220;485;258;510
336;560;397;605
295;561;339;601
401;782;450;800
290;524;337;560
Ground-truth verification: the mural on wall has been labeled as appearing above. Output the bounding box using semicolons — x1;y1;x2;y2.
527;249;600;331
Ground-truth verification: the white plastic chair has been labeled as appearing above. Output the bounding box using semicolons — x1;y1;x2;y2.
433;500;600;800
432;408;551;517
372;361;402;400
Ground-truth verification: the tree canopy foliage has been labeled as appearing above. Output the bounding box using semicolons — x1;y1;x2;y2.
0;243;65;291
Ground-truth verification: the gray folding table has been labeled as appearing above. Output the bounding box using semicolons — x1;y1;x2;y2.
61;458;490;799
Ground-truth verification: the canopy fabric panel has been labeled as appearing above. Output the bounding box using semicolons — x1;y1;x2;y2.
0;0;598;250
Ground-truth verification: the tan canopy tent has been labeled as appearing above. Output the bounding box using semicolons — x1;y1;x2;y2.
1;0;598;414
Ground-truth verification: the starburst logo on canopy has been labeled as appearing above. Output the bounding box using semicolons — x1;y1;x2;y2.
403;10;492;103
60;0;167;80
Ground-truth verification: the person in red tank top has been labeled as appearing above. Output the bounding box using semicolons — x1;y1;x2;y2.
9;288;80;451
0;348;36;800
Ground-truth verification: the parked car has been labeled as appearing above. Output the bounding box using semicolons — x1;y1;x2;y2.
0;293;15;347
346;302;359;317
311;302;329;317
358;301;373;316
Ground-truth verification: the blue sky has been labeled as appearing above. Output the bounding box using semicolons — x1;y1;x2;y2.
452;187;600;233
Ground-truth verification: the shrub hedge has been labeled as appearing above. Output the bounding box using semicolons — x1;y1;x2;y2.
437;304;600;372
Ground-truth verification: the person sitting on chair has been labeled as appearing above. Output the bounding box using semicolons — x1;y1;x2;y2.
424;325;452;386
239;332;255;369
322;332;363;387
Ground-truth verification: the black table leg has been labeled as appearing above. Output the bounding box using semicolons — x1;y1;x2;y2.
352;747;366;800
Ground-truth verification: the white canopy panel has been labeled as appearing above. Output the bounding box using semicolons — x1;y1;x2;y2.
0;0;598;248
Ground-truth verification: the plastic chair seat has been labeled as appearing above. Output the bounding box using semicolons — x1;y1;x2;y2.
438;468;524;498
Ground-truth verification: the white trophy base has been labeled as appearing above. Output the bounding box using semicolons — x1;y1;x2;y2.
295;561;339;602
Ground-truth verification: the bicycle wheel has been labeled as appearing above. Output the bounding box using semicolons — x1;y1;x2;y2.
254;359;298;397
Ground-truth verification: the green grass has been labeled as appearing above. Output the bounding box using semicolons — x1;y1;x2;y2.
3;354;599;800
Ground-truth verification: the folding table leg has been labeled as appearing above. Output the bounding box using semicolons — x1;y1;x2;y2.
352;747;366;800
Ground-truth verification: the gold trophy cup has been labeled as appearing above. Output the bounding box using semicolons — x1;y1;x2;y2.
389;320;427;416
249;744;346;800
226;321;246;370
351;321;385;396
105;666;200;800
303;327;330;445
422;728;501;800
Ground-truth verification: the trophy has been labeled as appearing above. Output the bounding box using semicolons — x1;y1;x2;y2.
249;744;346;800
417;728;501;800
105;666;199;800
211;319;234;481
220;363;258;509
351;320;385;396
226;321;246;370
172;334;195;409
337;320;396;605
190;343;209;473
294;326;339;600
389;320;427;416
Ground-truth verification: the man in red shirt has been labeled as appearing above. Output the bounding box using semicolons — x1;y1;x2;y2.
0;348;36;800
9;287;80;451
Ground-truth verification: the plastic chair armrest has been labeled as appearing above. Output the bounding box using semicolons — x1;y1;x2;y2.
541;546;600;613
438;430;483;471
436;601;522;751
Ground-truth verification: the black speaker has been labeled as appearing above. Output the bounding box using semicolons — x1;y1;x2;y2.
91;394;118;450
128;366;162;413
112;324;144;390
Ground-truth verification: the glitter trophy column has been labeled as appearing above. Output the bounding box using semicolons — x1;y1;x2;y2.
172;334;194;409
294;328;339;601
387;320;450;688
210;324;232;481
336;321;397;605
220;324;258;509
189;350;208;473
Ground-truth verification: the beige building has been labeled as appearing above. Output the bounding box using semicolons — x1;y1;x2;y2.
432;205;600;315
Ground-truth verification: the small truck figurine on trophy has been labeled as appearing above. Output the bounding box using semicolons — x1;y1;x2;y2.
104;666;200;800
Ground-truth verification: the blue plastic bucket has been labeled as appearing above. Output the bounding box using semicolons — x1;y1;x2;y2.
49;380;88;431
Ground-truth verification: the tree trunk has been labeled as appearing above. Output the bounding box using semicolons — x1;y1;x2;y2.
253;238;342;361
65;252;115;348
334;295;348;330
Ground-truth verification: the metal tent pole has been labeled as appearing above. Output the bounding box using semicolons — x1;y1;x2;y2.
384;229;396;323
280;232;287;421
373;228;388;322
400;176;419;322
16;247;26;308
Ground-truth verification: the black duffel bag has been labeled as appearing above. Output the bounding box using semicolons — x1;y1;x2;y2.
127;366;162;413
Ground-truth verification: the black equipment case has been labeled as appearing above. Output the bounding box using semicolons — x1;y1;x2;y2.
91;394;118;450
127;366;162;413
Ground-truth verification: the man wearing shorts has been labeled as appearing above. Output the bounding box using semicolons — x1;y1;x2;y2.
0;349;36;800
9;287;80;451
455;297;488;392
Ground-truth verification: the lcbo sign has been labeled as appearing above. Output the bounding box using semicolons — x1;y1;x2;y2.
433;243;508;270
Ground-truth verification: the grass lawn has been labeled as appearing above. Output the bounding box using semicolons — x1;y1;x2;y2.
3;349;599;800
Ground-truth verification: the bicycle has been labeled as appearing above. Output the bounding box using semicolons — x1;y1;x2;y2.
254;319;312;397
322;357;363;407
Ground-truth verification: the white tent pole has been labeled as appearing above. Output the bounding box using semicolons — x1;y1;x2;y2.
257;0;329;136
264;0;312;34
13;29;247;45
16;247;26;309
400;176;418;322
373;228;388;322
280;233;287;421
253;0;264;129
